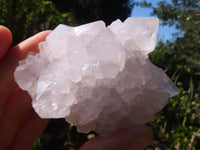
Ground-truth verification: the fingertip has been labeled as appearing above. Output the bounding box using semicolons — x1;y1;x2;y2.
0;25;12;59
129;126;153;150
17;30;51;50
12;30;51;60
80;125;154;150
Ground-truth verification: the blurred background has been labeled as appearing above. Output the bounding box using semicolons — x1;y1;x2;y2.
0;0;199;149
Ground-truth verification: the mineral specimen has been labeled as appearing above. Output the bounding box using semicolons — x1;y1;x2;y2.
14;17;179;136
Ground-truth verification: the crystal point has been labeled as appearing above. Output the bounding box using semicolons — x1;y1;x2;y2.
14;17;179;136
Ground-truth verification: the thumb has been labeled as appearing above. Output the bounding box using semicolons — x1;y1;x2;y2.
80;125;153;150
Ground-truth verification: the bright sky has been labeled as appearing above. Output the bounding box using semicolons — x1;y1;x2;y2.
131;0;177;42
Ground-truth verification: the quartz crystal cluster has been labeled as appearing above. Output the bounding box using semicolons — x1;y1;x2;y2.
14;17;179;136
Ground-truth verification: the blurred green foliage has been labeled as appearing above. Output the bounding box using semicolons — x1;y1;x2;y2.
0;0;133;45
0;0;77;45
148;80;200;150
50;0;134;25
137;0;200;149
31;120;89;150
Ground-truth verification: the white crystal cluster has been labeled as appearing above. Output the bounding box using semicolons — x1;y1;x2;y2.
14;17;178;136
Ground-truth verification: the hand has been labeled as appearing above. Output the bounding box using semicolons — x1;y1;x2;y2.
0;25;51;150
0;25;153;150
80;125;153;150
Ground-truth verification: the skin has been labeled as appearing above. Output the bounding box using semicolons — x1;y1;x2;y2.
0;25;153;150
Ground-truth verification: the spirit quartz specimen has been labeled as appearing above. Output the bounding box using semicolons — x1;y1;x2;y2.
14;17;179;136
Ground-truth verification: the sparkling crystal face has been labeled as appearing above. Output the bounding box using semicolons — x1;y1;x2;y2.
14;17;179;136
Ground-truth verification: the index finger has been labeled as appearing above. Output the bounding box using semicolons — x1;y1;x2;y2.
0;30;51;114
0;26;12;59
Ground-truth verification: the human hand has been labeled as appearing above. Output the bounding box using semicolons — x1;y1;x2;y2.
0;25;51;150
80;125;153;150
0;25;153;150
